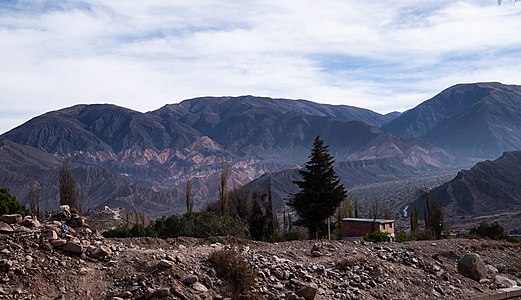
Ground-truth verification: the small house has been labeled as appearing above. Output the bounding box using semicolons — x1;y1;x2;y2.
341;218;395;241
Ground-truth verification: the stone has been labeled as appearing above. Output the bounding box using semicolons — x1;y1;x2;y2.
182;274;198;285
486;264;498;274
457;253;487;281
0;221;13;233
62;240;84;254
495;275;517;288
286;292;299;300
25;255;34;268
312;251;322;257
153;287;171;297
91;245;112;258
192;282;208;292
51;239;67;247
157;259;174;270
46;230;58;241
17;217;36;227
296;282;318;300
202;275;213;287
0;214;22;224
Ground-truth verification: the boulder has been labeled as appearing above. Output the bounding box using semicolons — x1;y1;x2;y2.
51;239;67;247
486;264;499;274
157;259;174;270
90;245;112;258
62;240;83;254
458;253;487;281
46;230;58;241
182;274;198;285
192;282;208;292
0;221;13;233
296;282;318;300
495;275;518;288
153;287;171;297
18;216;40;228
0;214;22;224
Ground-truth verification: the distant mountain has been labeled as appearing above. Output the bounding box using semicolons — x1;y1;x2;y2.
382;82;521;158
418;151;521;218
0;137;183;216
1;95;451;215
238;156;434;210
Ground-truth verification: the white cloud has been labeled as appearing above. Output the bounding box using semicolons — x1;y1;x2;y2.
1;0;521;133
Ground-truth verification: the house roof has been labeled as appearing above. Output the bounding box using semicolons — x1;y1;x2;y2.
342;218;395;223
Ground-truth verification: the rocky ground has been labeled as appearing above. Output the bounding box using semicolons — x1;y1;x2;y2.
1;213;521;300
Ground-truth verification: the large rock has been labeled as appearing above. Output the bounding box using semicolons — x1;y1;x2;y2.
62;241;84;254
90;245;112;258
458;253;487;281
182;274;198;285
51;239;67;247
0;221;13;233
296;282;318;300
0;214;22;224
157;259;174;270
46;230;58;241
495;275;518;288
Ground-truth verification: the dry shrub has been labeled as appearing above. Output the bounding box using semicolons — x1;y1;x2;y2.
208;249;257;299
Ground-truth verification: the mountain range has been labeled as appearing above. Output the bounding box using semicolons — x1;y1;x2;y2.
1;82;521;219
422;150;521;218
383;82;521;159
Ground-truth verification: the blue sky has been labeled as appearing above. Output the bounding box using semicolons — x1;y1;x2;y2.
1;0;521;134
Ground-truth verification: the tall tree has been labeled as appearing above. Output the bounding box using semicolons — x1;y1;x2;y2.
28;182;41;218
335;196;353;239
289;136;347;239
185;176;194;217
425;196;444;240
219;156;230;218
410;207;419;233
59;160;78;210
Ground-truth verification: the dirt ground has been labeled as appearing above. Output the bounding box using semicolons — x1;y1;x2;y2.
2;219;521;300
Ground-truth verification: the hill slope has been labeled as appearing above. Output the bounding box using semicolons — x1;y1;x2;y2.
382;82;521;158
423;150;521;218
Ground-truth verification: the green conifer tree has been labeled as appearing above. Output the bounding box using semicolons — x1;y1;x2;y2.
288;136;347;239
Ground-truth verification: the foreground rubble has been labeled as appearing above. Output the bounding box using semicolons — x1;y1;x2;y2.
1;214;521;299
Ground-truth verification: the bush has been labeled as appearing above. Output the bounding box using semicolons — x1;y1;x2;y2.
102;223;157;238
505;236;521;243
102;211;250;239
153;212;250;239
395;232;417;243
282;227;309;241
208;249;257;299
363;231;392;243
0;188;28;216
469;222;506;240
103;224;131;238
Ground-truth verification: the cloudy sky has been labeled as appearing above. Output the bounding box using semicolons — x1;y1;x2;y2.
1;0;521;134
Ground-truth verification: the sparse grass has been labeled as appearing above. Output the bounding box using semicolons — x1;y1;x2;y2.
208;249;257;300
